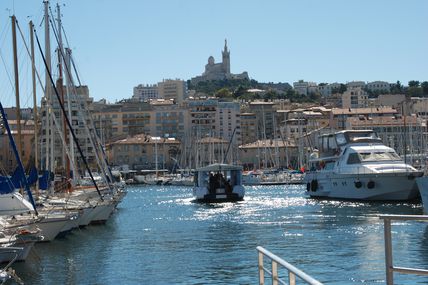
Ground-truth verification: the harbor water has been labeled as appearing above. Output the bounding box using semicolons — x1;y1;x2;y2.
14;185;428;284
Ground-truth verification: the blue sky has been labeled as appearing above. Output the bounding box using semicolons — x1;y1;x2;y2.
0;0;427;106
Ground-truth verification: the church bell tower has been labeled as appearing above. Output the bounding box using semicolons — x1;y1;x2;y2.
222;39;230;75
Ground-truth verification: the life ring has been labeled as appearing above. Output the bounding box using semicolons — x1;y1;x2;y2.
354;181;362;189
310;180;318;191
367;180;375;189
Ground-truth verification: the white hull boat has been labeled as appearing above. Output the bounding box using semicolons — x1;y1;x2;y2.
89;200;115;224
416;176;428;214
305;130;422;201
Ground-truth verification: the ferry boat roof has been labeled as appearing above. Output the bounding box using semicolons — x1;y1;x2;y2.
196;163;243;172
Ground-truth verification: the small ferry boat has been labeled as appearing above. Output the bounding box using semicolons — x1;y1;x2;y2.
304;130;423;201
193;163;245;202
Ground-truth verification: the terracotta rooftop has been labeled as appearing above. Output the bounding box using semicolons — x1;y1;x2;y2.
332;107;397;115
347;115;425;127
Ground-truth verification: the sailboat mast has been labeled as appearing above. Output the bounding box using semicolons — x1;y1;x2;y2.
30;21;39;173
64;48;76;181
56;3;70;182
11;16;22;159
44;0;53;173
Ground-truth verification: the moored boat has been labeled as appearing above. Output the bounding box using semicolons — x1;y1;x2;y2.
304;130;423;201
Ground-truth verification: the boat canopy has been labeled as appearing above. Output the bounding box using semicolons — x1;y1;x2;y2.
196;163;243;172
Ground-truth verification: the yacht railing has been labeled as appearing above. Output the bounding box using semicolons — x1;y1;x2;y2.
257;246;323;285
380;214;428;285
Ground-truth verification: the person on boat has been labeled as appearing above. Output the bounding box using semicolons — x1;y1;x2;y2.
225;179;232;194
209;173;216;193
214;172;222;189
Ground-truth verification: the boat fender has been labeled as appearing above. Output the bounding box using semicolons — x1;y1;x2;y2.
367;180;375;189
310;180;318;191
354;181;362;189
306;183;311;191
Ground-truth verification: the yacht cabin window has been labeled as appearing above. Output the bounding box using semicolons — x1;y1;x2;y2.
336;133;347;146
359;151;401;162
347;153;361;164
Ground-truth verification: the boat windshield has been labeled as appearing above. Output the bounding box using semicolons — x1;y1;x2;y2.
358;151;402;162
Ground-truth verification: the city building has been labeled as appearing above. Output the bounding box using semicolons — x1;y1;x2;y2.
238;139;298;169
346;81;366;89
293;80;318;96
366;81;391;93
158;79;187;104
330;106;398;129
93;100;151;142
240;113;258;145
247;101;276;139
0;119;35;174
107;133;181;171
149;99;188;140
132;84;159;102
341;87;369;108
376;94;406;109
40;85;98;174
409;97;428;119
318;83;342;97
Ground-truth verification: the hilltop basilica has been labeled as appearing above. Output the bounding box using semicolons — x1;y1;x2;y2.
191;40;249;85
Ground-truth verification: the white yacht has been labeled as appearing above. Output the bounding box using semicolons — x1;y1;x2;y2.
304;130;423;201
193;163;245;202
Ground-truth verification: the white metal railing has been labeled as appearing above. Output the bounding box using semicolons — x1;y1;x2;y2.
380;214;428;285
257;246;323;285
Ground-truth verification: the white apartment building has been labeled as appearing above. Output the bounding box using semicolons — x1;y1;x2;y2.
366;81;391;93
341;87;369;109
293;80;318;96
133;84;159;101
318;83;342;97
158;79;187;104
346;81;366;89
40;85;97;174
216;101;241;146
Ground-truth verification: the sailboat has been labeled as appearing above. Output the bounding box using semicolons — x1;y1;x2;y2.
0;3;125;243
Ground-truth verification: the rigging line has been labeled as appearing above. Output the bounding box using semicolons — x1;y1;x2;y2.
0;102;38;215
47;17;113;186
0;19;11;49
69;50;82;85
34;28;104;201
60;24;71;53
0;51;15;92
56;20;83;85
15;21;76;175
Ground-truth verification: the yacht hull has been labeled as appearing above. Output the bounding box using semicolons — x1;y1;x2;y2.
193;185;245;203
90;202;115;224
305;172;421;201
416;176;428;214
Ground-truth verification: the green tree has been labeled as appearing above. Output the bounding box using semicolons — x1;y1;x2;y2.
421;81;428;96
331;84;347;94
408;80;420;88
234;85;247;98
215;87;232;98
390;80;403;94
